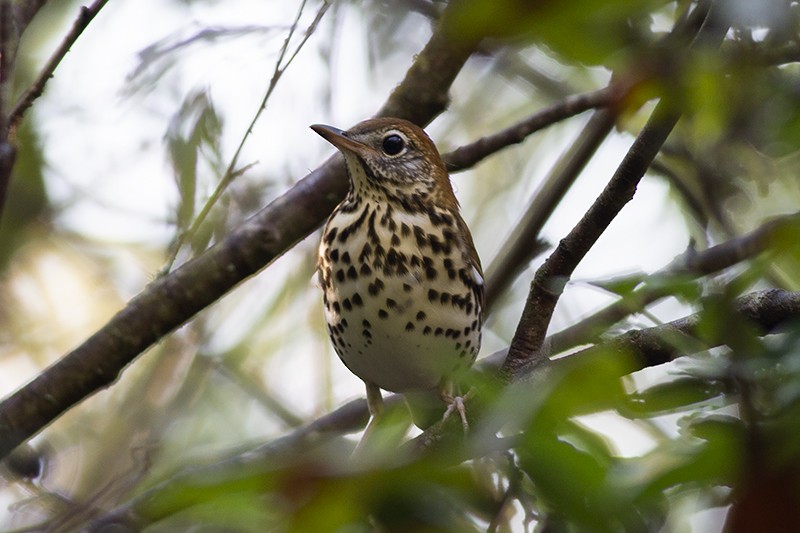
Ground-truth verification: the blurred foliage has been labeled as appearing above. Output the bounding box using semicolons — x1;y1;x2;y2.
2;0;800;531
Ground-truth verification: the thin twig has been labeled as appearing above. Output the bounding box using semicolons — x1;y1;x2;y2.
8;0;111;131
163;0;330;272
444;86;617;172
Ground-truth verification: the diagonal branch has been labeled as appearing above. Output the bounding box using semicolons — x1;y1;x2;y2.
483;108;618;311
500;0;727;380
0;3;481;461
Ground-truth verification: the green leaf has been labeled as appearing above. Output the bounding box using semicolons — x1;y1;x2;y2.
623;376;727;417
448;0;663;65
164;90;224;245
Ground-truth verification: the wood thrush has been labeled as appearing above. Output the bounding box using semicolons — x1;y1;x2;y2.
312;117;484;430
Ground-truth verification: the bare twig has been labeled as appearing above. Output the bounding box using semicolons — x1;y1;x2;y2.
0;3;482;461
444;87;616;173
8;0;111;131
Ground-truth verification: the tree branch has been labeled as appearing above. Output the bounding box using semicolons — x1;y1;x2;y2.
500;0;727;379
548;212;800;354
0;3;481;461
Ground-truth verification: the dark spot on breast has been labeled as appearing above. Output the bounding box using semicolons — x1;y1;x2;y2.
391;234;400;246
363;319;371;329
324;227;338;244
360;264;372;276
342;298;352;311
401;223;411;237
386;298;397;309
428;289;439;302
367;210;379;244
341;251;351;264
387;248;399;266
413;226;427;247
378;309;388;319
330;249;339;262
362;329;372;339
440;292;451;305
426;266;437;280
347;266;357;280
429;235;442;254
405;321;414;331
352;293;363;306
423;326;432;335
360;242;372;261
434;327;443;336
416;311;426;321
336;269;345;283
403;283;413;292
332;301;340;313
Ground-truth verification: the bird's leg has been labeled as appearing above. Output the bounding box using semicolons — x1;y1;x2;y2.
440;381;474;433
354;382;383;457
365;381;384;418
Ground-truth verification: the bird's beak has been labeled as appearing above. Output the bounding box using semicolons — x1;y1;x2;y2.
311;124;368;155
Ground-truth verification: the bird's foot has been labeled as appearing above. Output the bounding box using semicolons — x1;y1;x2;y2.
441;388;475;433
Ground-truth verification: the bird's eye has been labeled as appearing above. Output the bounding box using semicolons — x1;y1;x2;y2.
381;134;405;156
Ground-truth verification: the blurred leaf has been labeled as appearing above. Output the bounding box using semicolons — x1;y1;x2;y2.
164;89;224;250
588;272;646;297
124;25;275;97
624;377;728;417
448;0;662;65
610;414;744;504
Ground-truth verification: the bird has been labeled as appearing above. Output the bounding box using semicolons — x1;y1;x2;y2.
312;117;483;432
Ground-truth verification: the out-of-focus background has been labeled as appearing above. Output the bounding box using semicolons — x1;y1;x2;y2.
2;1;800;530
